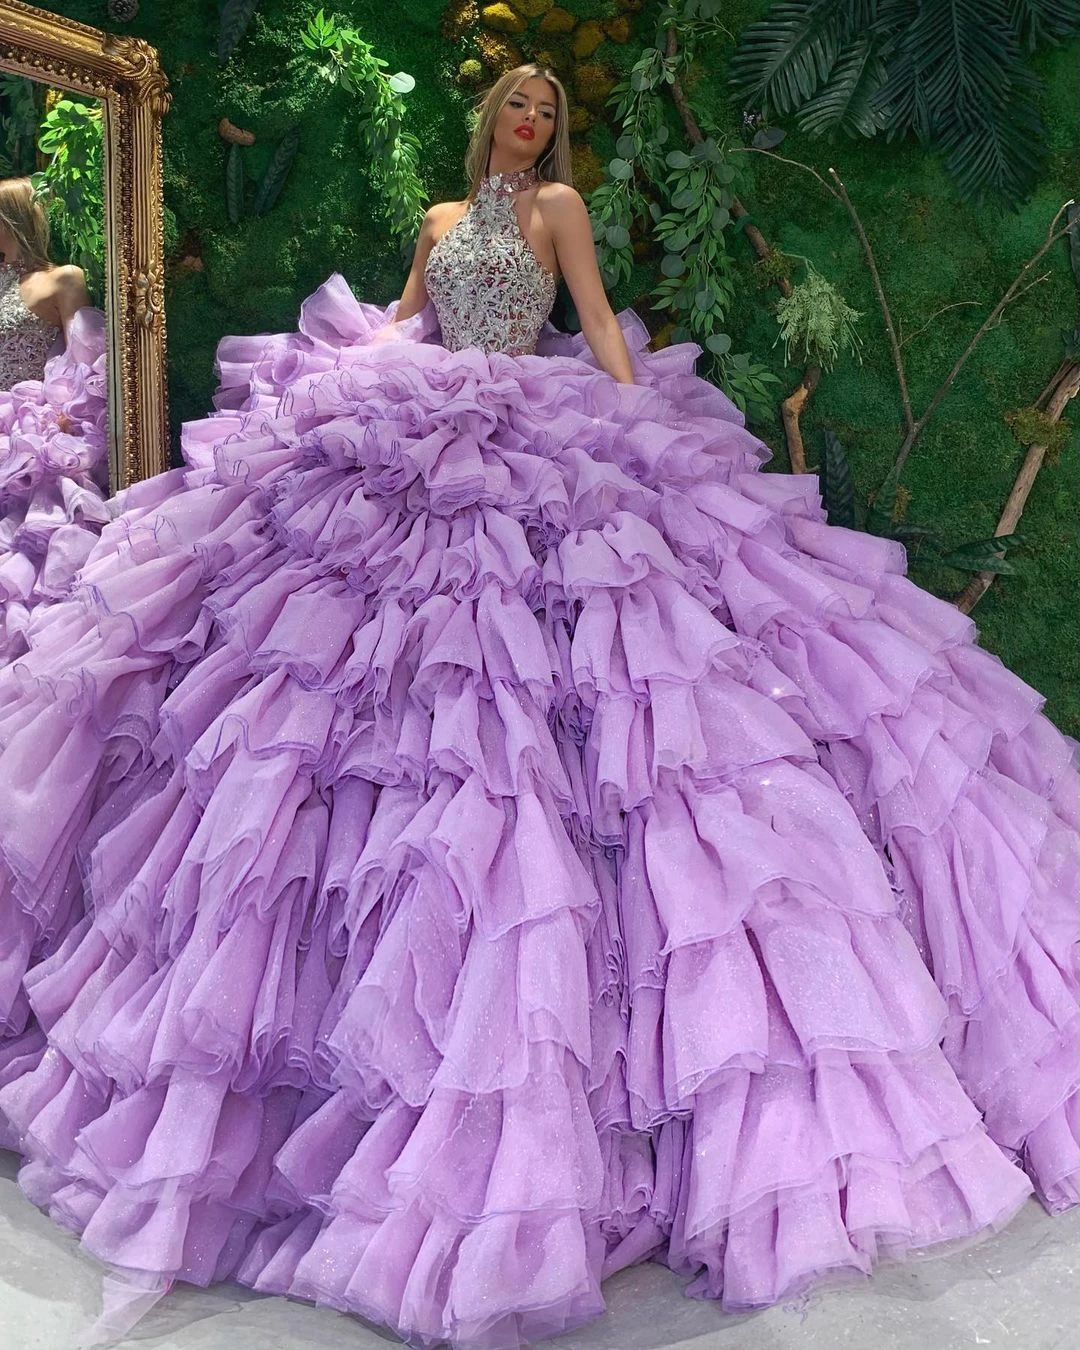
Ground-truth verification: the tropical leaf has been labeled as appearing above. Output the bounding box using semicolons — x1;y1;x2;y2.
938;533;1026;573
729;1;844;116
1007;0;1080;51
926;1;1016;126
218;0;261;68
796;36;889;137
821;430;857;527
939;97;1042;202
225;141;244;224
253;126;300;216
888;0;1061;204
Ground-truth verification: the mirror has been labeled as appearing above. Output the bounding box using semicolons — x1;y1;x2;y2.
0;0;170;497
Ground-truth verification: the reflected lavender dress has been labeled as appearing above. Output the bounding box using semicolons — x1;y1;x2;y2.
0;169;1075;1348
0;261;110;660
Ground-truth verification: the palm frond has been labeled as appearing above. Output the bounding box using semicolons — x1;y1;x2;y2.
938;67;1046;202
797;36;889;136
1006;0;1080;51
915;0;1017;130
729;1;846;115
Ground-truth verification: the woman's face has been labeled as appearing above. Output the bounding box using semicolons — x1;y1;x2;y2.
494;76;558;165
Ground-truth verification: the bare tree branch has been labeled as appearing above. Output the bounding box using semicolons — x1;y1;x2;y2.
899;300;982;348
893;204;1074;477
954;359;1080;614
827;167;913;435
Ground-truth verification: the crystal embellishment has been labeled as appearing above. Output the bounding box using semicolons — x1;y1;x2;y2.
425;168;558;357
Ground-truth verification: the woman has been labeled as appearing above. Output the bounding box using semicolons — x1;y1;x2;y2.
0;66;1075;1348
0;176;110;661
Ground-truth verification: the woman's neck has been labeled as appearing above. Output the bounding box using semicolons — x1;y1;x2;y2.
486;149;538;179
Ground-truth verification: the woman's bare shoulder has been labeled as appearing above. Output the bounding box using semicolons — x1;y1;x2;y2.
424;199;469;227
536;180;584;207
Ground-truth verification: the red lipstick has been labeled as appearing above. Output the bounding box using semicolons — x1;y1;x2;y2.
514;124;535;140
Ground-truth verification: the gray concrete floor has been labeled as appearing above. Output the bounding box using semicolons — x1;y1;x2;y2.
2;1148;1077;1350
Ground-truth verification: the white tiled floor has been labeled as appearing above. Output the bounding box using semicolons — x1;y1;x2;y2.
2;1148;1077;1350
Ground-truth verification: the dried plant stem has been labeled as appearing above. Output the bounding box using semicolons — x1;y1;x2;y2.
954;359;1080;614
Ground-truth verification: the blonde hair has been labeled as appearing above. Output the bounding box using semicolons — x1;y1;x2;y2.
0;177;51;271
464;64;573;199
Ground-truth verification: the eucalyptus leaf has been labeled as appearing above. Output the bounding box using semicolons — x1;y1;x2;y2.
606;223;631;248
666;150;693;169
608;158;634;181
705;332;732;355
616;134;638;160
661;252;687;277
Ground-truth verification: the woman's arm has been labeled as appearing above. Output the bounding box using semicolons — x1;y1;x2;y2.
51;265;91;340
390;202;461;327
542;185;635;385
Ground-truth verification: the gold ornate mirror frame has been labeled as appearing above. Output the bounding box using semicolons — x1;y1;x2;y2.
0;0;170;487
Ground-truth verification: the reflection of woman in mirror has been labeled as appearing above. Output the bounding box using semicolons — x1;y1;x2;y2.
0;175;109;661
0;176;90;380
0;66;1076;1350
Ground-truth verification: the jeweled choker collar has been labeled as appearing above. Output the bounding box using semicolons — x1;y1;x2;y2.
483;166;541;195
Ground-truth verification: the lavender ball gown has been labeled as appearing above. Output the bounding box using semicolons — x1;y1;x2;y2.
0;168;1076;1348
0;262;110;661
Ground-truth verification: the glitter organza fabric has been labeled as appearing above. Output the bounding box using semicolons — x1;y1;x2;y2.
0;208;1076;1348
425;168;558;356
0;267;110;660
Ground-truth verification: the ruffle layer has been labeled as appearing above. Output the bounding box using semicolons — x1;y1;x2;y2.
0;308;110;661
0;275;1073;1345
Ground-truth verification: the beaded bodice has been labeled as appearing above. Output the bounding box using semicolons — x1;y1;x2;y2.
0;262;58;389
425;167;558;357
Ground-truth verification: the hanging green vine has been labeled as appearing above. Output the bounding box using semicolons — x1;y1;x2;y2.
587;1;782;424
300;10;427;249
